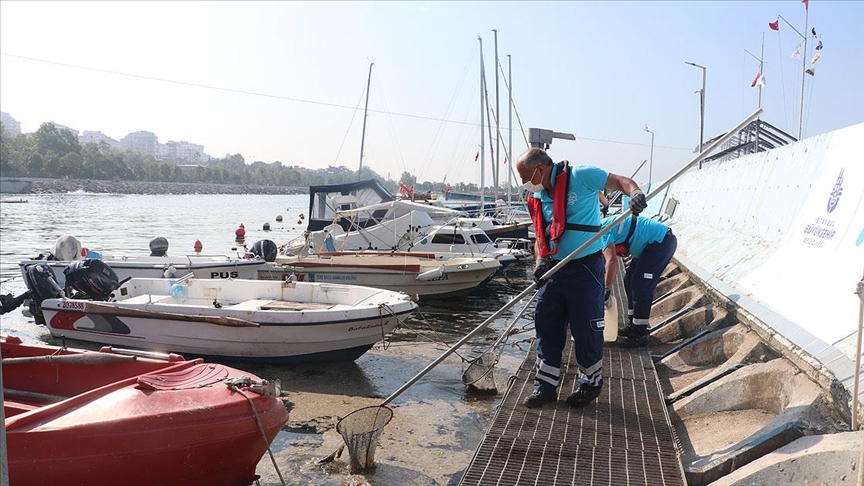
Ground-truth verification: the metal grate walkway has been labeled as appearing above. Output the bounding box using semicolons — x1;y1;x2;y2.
461;263;687;485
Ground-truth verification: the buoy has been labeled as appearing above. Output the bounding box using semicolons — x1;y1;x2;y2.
297;220;302;225
81;247;89;257
235;224;246;238
300;214;305;220
275;215;283;222
263;222;271;231
194;239;203;254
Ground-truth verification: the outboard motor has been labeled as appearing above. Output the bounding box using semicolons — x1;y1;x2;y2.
64;258;120;301
149;236;169;257
22;263;64;325
250;239;278;262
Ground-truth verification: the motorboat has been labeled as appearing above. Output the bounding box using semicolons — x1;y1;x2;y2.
21;259;417;363
259;251;501;299
2;334;289;486
19;234;266;288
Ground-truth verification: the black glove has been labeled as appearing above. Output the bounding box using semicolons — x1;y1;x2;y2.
533;258;551;286
629;189;647;215
604;287;612;308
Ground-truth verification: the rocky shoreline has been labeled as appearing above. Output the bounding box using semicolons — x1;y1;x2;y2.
23;179;308;195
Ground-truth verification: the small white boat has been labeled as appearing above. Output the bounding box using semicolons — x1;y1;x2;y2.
19;254;265;288
23;262;417;363
259;251;501;299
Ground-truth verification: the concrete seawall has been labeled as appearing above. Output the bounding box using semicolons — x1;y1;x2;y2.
646;122;864;420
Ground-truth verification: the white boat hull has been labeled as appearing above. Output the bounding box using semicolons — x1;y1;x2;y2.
259;253;501;298
37;278;417;363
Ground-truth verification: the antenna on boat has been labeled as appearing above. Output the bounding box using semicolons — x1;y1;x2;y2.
528;128;575;149
358;62;374;181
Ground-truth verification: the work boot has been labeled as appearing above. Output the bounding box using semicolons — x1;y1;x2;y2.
619;325;650;348
523;389;557;408
566;384;602;408
618;323;633;337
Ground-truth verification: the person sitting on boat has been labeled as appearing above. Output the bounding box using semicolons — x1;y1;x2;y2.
600;214;677;347
149;237;169;257
517;147;647;409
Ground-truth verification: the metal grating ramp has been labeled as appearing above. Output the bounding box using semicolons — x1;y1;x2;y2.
461;264;686;486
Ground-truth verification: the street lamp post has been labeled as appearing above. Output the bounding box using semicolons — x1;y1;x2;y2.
643;125;654;193
685;61;706;168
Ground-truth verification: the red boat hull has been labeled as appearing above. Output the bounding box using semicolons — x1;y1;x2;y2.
2;336;289;486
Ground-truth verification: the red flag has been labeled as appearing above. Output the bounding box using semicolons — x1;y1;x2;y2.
802;0;808;10
750;72;764;88
445;183;450;194
474;151;479;162
768;19;779;31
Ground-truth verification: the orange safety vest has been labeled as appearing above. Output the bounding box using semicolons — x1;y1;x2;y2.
528;161;600;258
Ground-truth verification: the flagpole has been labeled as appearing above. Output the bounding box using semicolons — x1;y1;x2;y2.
759;33;765;110
799;3;809;140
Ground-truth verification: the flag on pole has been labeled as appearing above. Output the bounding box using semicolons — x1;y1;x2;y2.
802;0;808;10
811;28;817;37
806;67;816;76
816;40;823;50
811;52;822;64
756;75;766;88
792;49;801;59
769;19;780;31
751;72;764;87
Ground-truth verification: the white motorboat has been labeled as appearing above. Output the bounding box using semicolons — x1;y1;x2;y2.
258;251;501;299
22;261;417;363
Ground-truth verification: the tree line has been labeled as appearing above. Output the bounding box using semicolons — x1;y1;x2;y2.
0;122;482;194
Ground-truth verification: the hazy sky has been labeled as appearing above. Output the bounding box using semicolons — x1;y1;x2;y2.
1;1;862;188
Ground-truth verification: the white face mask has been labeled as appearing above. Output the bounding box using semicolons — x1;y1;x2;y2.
522;167;544;192
523;181;544;192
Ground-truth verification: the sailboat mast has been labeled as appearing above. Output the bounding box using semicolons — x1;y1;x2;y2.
478;37;486;211
507;54;513;207
358;62;374;180
493;29;500;197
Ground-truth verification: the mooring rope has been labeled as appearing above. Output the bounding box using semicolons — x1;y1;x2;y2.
227;380;287;486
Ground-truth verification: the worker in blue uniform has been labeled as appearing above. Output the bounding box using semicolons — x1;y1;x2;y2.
517;147;647;408
600;214;678;347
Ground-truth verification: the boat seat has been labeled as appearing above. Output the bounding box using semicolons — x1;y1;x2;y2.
122;294;173;305
228;299;336;311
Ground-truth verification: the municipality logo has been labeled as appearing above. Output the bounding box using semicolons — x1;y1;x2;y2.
827;169;843;213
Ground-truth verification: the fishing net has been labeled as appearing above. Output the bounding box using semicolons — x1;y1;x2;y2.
462;351;498;394
336;405;393;472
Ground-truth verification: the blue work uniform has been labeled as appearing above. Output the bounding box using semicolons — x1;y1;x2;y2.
601;216;677;328
531;164;608;393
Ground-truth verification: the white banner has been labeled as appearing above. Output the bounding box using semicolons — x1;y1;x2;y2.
739;124;864;345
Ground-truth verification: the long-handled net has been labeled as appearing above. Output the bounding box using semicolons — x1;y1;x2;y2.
461;290;538;394
334;405;393;472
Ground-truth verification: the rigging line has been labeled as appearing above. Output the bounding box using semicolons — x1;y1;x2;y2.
333;85;369;166
495;62;529;148
1;52;479;129
804;72;816;137
371;67;409;177
422;48;476;174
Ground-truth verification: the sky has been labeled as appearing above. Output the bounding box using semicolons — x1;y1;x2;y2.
1;1;862;189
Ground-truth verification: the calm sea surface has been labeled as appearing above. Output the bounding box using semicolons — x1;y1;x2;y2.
0;191;537;485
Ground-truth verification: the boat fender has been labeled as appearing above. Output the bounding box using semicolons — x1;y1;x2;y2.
416;266;444;281
163;264;178;279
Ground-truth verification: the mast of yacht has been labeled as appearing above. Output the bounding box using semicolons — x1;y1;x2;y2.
478;37;486;212
507;54;513;207
358;62;373;181
493;29;500;199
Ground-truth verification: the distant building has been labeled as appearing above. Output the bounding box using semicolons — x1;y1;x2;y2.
80;130;120;151
121;131;159;158
164;140;208;163
48;122;78;136
0;112;22;136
